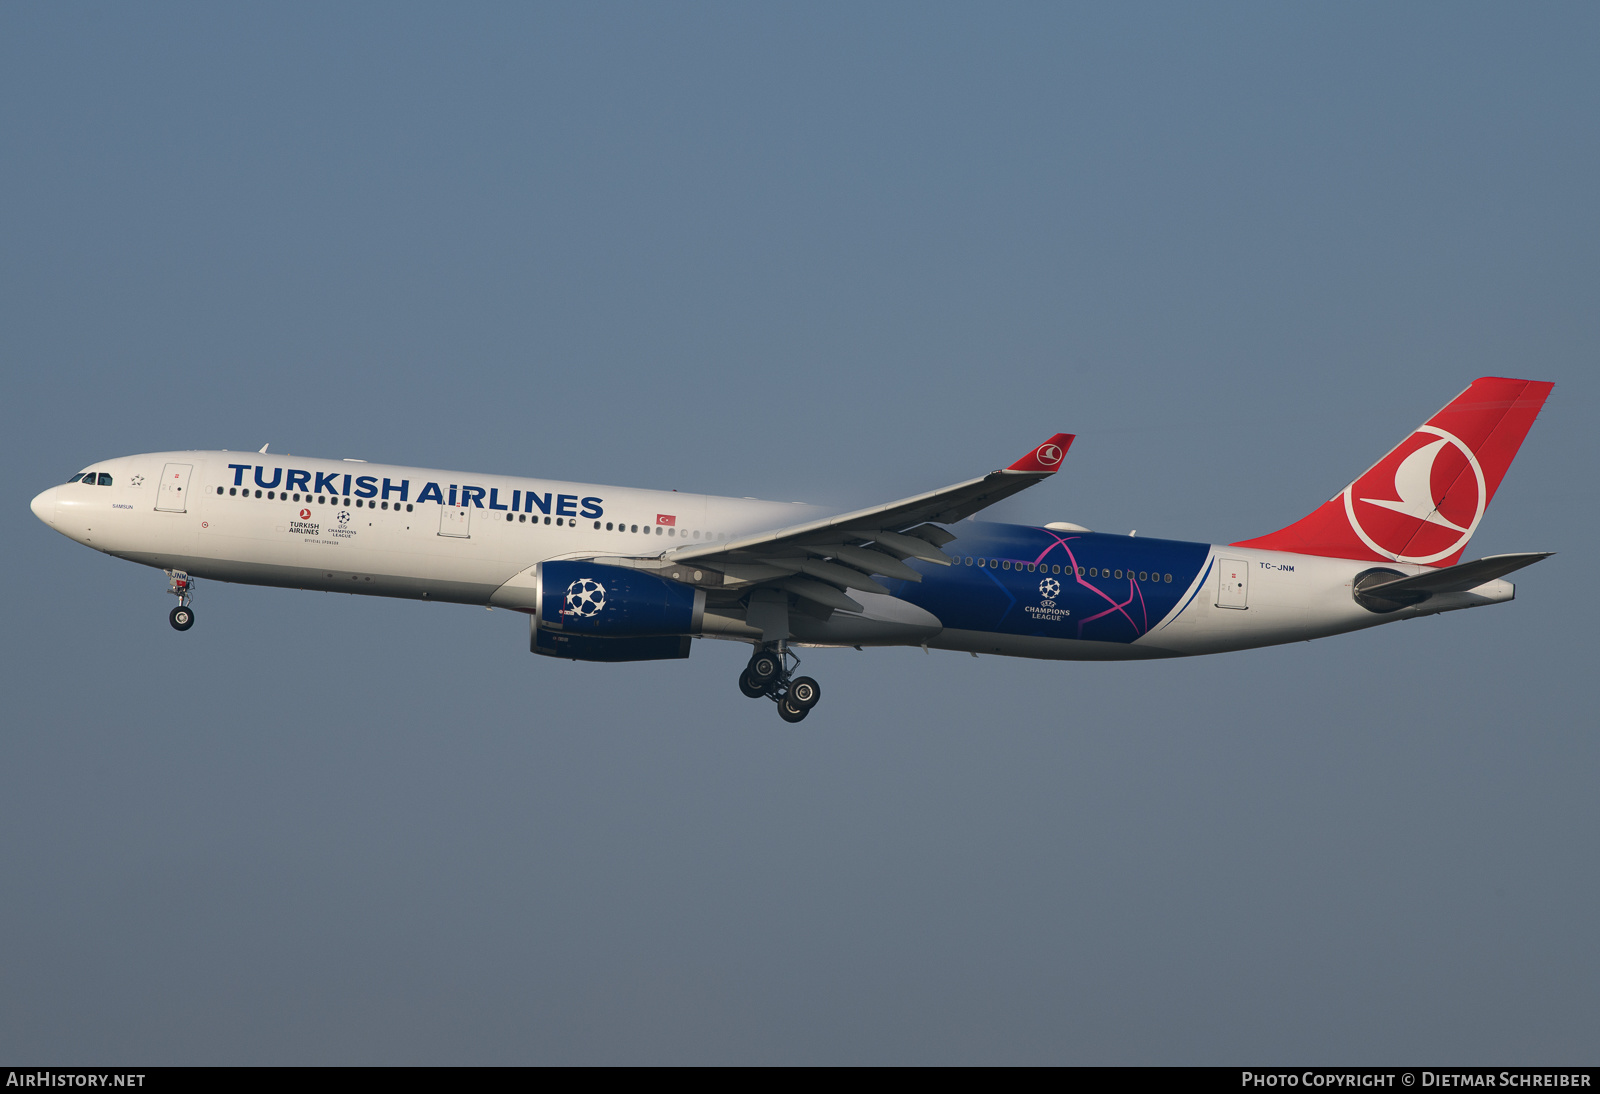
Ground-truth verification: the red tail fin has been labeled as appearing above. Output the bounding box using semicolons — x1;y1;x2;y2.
1232;377;1553;566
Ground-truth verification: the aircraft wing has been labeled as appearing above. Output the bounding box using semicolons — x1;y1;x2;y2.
636;434;1074;613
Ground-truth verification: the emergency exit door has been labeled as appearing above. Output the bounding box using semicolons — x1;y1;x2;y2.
155;463;193;512
1216;558;1249;609
438;504;471;538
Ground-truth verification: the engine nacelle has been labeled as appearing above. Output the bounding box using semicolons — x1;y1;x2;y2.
530;561;704;662
533;630;692;662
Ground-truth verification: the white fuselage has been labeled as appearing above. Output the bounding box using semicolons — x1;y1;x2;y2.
31;450;1516;661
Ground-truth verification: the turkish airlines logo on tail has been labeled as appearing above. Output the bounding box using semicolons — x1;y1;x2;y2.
1034;443;1063;467
1342;426;1487;564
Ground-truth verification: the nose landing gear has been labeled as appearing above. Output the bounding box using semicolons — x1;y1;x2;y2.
166;570;195;631
738;646;822;722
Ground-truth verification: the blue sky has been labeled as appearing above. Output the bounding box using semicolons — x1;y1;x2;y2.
2;3;1596;1063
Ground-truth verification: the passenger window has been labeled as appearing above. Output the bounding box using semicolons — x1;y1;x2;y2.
216;486;223;495
977;558;986;567
964;557;973;566
1114;569;1122;579
506;513;513;522
407;504;413;512
1140;572;1148;581
606;522;613;530
1163;573;1172;582
1089;567;1097;577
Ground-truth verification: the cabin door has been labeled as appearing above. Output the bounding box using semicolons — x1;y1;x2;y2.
439;504;471;538
1215;558;1249;609
156;463;193;512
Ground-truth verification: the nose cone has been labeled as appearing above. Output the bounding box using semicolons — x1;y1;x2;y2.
31;486;58;525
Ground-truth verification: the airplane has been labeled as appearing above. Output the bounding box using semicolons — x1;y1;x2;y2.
29;376;1553;722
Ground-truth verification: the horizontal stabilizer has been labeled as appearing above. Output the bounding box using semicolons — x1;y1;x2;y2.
1361;552;1553;598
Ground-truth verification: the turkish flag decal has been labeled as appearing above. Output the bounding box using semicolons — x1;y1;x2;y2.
656;514;676;526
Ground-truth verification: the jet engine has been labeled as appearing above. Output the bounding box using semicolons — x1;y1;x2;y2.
530;560;704;662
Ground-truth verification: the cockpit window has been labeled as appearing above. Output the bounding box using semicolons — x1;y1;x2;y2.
66;473;84;483
96;473;113;486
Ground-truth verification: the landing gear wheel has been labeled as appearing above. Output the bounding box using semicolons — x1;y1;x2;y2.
169;605;195;631
777;696;809;723
746;649;782;687
738;670;769;699
787;676;821;709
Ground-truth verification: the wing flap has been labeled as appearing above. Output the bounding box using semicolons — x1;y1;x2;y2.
776;576;863;613
796;558;891;595
802;543;924;582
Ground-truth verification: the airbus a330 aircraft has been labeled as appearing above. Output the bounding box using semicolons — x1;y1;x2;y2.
31;376;1552;721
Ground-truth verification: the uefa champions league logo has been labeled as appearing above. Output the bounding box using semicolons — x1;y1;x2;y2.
564;578;607;618
1026;575;1070;621
338;510;351;525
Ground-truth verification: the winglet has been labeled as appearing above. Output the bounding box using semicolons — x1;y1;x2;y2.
1004;434;1074;473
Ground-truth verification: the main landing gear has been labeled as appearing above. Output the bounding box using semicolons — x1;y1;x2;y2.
739;646;821;723
166;570;195;631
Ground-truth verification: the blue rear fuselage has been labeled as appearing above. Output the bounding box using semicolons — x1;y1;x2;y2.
882;522;1211;646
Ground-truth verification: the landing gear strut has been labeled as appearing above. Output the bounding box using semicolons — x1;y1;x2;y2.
166;570;195;631
738;646;822;722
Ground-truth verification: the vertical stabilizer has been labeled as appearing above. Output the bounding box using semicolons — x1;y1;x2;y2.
1232;377;1553;566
